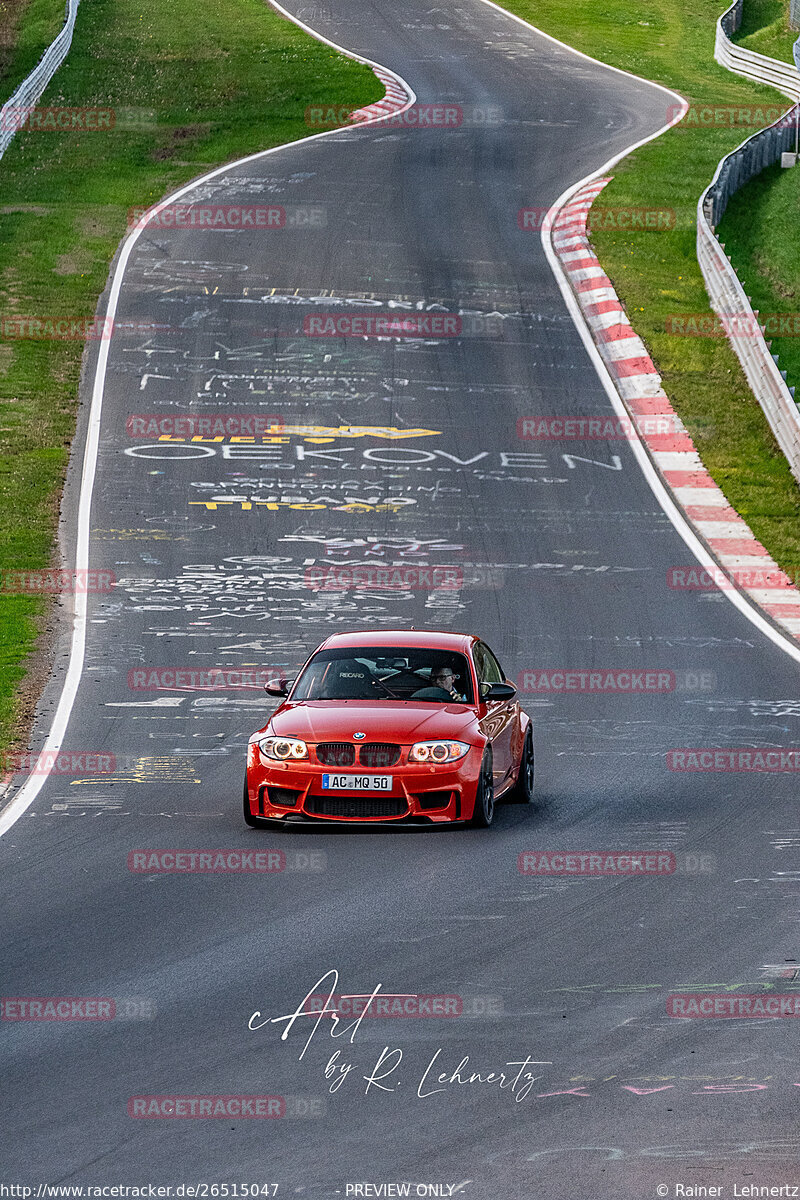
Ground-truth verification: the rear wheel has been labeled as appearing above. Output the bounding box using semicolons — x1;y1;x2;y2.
469;752;495;828
243;773;260;828
509;726;534;804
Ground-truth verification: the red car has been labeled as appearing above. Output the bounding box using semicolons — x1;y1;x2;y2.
244;629;533;828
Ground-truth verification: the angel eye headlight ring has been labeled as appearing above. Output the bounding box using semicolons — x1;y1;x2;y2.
259;737;308;761
409;740;469;764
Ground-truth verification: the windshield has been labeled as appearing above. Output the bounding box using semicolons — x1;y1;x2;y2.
291;646;474;703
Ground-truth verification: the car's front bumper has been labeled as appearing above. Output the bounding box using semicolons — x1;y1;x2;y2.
245;744;482;824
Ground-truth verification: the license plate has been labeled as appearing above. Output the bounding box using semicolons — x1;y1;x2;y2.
321;774;393;791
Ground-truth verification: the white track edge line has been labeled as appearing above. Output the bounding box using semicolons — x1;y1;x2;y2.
0;8;415;837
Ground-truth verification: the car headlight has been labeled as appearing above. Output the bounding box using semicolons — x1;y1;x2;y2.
409;740;469;764
259;736;308;761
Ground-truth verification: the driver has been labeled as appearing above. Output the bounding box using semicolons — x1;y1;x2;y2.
429;664;466;702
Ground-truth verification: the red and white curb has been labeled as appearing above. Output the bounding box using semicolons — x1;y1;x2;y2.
552;177;800;641
350;66;413;123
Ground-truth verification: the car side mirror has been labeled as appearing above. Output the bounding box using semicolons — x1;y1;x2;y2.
265;679;293;698
482;681;516;701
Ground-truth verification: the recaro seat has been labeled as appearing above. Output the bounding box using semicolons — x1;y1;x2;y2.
324;659;376;699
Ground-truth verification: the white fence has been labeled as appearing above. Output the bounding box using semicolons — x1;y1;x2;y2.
0;0;81;161
697;0;800;485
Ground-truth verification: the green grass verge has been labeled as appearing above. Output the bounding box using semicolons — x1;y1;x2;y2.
0;0;382;755
492;0;800;585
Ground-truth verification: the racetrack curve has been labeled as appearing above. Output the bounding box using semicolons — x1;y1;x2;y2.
2;0;800;1194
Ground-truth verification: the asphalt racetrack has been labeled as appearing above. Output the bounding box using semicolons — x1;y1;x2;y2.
3;0;800;1194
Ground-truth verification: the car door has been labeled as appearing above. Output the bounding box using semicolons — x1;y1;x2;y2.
473;641;515;787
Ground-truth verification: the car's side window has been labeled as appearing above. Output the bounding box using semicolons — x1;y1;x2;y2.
473;643;488;684
473;643;504;696
478;642;504;684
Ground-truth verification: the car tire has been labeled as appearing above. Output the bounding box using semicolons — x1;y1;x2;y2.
243;773;261;828
469;752;495;828
509;726;534;804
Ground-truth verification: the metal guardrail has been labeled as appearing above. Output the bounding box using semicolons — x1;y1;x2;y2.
697;0;800;485
0;0;81;162
702;103;800;228
717;0;800;96
697;211;800;480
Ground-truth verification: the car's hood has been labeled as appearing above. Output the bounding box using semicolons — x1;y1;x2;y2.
254;701;477;743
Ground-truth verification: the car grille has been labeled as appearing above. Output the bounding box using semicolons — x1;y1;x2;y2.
316;742;356;767
305;794;408;819
358;743;401;768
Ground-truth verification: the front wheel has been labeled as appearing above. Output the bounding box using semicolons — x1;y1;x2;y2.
469;752;495;828
243;773;260;827
509;726;534;804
